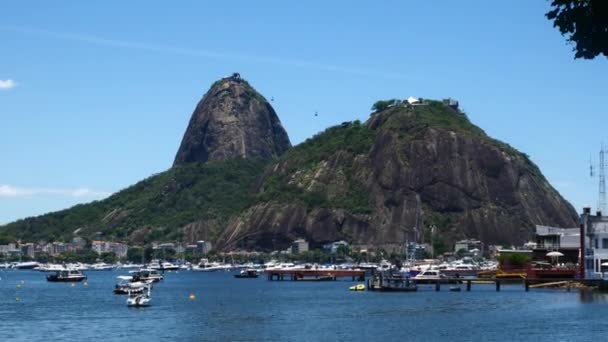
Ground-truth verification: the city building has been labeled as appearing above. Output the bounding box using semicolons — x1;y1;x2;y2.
0;243;21;256
291;239;309;254
196;241;213;254
21;243;35;258
454;239;482;253
92;240;128;258
581;207;608;278
533;225;580;263
323;240;348;254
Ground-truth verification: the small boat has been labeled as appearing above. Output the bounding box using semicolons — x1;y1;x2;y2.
191;259;233;272
449;286;462;292
12;261;40;269
47;269;87;282
148;260;180;272
113;276;151;294
89;263;114;271
414;269;447;284
127;285;151;307
349;284;366;291
130;268;164;283
234;269;259;278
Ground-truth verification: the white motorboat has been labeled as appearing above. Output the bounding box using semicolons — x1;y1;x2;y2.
11;261;40;269
114;275;151;294
191;259;233;272
148;260;180;271
35;263;65;272
90;263;114;271
130;268;164;282
413;269;446;283
127;285;151;307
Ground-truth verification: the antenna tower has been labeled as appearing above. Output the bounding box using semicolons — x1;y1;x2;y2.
600;146;606;214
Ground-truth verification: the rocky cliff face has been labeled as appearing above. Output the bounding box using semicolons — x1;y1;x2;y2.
216;101;578;251
174;75;291;165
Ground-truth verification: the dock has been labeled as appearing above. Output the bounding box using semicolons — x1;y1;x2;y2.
265;268;366;281
369;276;590;292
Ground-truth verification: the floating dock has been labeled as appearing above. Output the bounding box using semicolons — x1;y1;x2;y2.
265;268;366;281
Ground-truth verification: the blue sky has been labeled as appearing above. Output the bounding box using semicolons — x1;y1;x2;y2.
1;1;607;224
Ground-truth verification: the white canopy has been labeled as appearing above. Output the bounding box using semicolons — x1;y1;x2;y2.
546;251;564;257
407;96;419;104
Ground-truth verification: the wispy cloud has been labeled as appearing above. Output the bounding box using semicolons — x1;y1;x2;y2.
0;79;16;90
0;184;110;198
0;25;406;81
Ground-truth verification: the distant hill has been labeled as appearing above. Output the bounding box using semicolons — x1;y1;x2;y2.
0;79;579;252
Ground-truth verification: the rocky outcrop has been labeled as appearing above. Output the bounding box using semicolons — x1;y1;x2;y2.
174;75;291;165
216;102;578;251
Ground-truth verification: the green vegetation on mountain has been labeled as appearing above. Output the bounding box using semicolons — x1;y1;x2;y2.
257;120;375;214
0;159;267;243
373;101;546;181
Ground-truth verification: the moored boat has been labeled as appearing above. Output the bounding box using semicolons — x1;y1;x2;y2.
114;276;150;294
130;268;164;282
413;269;447;284
46;269;87;282
234;269;259;278
12;261;40;269
127;285;151;307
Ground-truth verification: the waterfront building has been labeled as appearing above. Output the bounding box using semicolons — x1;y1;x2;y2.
291;239;309;254
92;240;128;257
196;241;213;254
21;243;35;258
109;242;128;258
323;240;348;254
0;243;21;256
454;239;482;253
581;207;608;279
533;225;580;264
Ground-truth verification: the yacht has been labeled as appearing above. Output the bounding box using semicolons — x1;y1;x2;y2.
35;263;65;272
11;261;40;269
130;268;164;282
114;275;150;294
127;285;151;307
90;263;114;271
413;269;446;283
192;259;232;272
47;269;87;282
148;260;180;271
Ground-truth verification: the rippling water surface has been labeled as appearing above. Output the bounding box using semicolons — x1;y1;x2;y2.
1;270;608;341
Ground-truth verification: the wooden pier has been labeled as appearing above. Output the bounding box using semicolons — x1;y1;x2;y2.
369;276;590;292
265;269;366;281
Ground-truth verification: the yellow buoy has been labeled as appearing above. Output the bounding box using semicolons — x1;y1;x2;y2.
189;293;196;300
15;297;20;302
83;281;88;286
349;284;366;291
16;284;21;289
